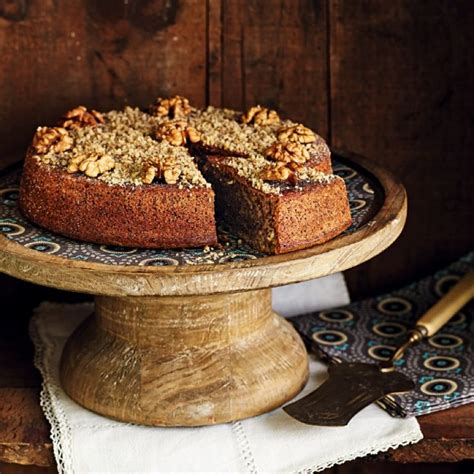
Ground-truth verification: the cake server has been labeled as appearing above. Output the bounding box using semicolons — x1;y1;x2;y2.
283;272;474;426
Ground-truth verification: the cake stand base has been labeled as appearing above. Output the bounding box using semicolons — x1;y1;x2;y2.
59;289;309;426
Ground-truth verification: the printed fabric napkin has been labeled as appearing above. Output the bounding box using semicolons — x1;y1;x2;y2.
30;273;422;474
291;253;474;417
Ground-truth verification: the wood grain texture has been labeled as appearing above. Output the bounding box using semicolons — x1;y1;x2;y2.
0;0;207;167
381;438;474;464
0;388;53;467
217;0;329;136
59;290;309;426
0;153;407;296
0;462;56;474
329;0;474;297
1;0;471;302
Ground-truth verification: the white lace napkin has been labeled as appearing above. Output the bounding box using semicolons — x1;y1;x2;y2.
30;273;422;474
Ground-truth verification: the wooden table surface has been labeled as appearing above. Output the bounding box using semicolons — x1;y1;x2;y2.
0;284;473;469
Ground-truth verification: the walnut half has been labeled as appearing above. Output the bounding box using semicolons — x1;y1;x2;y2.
260;162;299;186
241;105;280;126
155;120;201;146
67;154;115;178
264;141;310;164
32;127;73;154
277;124;316;144
60;106;105;129
150;95;191;119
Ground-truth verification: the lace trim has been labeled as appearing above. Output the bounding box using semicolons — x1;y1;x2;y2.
232;421;258;473
29;303;92;474
235;420;422;473
295;429;423;473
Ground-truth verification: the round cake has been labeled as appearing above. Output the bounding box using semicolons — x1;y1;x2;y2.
19;96;351;254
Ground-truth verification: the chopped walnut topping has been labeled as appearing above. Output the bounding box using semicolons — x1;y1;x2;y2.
32;127;73;154
31;107;209;188
264;141;310;164
67;154;115;178
155;120;201;146
31;102;331;194
241;105;280;126
150;95;191;119
277;124;316;144
60;106;105;129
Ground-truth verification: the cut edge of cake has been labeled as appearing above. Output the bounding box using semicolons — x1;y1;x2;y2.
202;155;352;254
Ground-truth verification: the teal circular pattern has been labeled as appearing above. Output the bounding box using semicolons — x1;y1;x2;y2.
319;309;354;323
367;344;397;361
25;241;60;254
428;333;464;349
0;187;20;206
434;275;460;297
423;356;460;372
312;330;348;346
0;221;25;236
372;321;407;338
420;379;458;396
376;296;412;315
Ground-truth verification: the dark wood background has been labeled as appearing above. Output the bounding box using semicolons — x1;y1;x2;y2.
1;0;473;300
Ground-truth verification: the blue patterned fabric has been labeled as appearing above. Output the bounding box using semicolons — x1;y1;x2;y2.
290;253;474;417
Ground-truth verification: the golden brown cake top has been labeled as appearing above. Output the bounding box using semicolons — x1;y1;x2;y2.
28;96;333;193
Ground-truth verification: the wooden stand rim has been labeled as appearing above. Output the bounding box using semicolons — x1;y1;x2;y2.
0;150;407;296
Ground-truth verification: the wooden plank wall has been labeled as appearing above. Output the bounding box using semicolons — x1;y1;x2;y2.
0;0;472;298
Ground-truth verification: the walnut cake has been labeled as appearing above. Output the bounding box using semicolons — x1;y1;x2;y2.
19;96;351;254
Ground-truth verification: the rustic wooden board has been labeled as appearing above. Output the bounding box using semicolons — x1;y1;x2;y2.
214;0;329;136
1;0;472;307
329;0;474;297
0;0;207;167
2;337;473;466
0;388;53;467
0;0;472;467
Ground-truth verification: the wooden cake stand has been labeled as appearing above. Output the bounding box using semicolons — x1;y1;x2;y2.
0;151;406;426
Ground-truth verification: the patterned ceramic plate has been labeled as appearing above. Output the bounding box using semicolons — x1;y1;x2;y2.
0;154;383;267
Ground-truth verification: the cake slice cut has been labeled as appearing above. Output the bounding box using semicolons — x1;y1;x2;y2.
202;154;352;254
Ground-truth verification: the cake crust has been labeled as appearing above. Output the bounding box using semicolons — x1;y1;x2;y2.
20;153;217;248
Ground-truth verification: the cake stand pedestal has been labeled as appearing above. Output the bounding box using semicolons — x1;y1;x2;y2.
0;151;406;426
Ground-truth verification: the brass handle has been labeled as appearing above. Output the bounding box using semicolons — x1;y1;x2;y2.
384;272;474;369
415;272;474;337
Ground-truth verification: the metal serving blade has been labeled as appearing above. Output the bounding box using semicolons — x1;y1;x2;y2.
284;273;474;426
283;362;414;426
